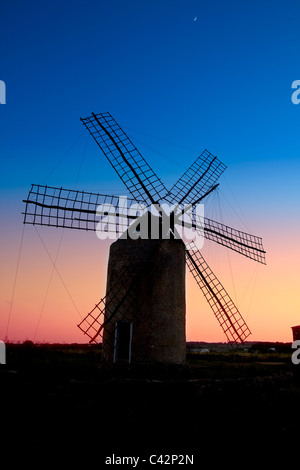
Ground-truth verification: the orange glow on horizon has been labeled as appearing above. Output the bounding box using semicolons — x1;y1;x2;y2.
1;219;299;345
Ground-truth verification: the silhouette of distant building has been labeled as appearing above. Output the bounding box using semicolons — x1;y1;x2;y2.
292;325;300;341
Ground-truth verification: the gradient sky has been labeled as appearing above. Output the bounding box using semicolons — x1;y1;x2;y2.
1;0;299;344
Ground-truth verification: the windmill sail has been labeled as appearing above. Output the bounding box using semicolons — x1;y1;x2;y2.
193;213;266;264
185;242;251;344
165;149;226;205
81;112;168;205
23;184;139;232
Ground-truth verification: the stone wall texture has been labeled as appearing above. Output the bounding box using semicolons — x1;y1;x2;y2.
102;238;186;364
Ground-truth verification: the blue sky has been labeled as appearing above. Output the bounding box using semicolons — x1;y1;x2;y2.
1;0;299;342
1;0;299;190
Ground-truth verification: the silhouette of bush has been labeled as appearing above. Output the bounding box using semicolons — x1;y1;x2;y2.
22;340;35;349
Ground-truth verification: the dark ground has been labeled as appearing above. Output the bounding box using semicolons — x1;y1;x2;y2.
1;342;299;466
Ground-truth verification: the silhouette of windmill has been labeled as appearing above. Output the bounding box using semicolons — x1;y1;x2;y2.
23;112;266;363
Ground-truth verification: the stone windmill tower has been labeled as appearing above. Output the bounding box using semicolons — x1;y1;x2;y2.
23;112;266;364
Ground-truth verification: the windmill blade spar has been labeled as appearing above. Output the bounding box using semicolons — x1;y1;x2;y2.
174;205;266;264
81;112;168;206
185;242;251;344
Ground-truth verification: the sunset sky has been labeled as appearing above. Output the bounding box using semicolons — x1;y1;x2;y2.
1;0;299;344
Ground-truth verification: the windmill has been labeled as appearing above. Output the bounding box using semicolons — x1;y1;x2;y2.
23;112;266;364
